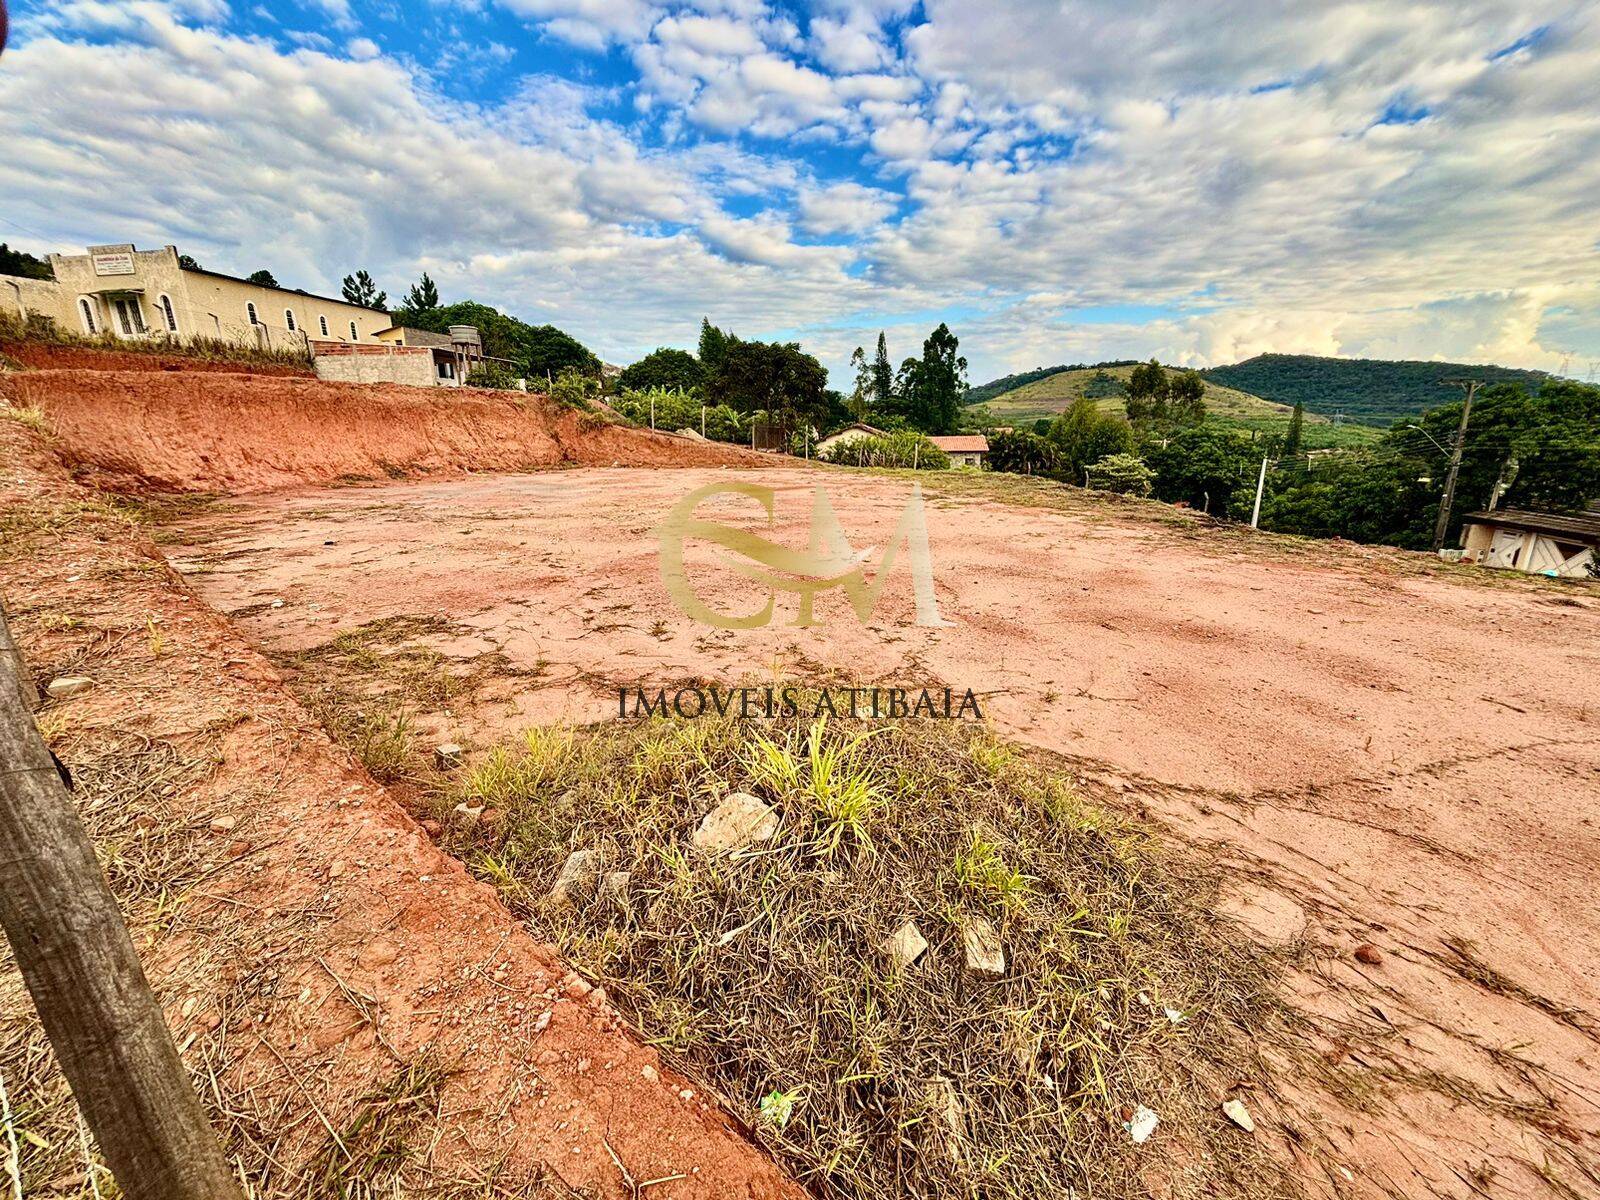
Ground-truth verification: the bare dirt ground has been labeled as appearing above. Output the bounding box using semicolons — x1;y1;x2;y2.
1;429;802;1196
160;465;1600;1199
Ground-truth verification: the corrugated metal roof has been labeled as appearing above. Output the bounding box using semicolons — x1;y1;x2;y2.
1464;508;1600;541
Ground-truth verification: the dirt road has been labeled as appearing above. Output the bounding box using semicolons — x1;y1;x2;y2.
162;465;1600;1198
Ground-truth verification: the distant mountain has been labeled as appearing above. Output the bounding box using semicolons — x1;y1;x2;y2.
965;362;1380;450
1202;354;1550;427
967;360;1138;406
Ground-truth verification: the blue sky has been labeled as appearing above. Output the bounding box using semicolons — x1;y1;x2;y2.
2;0;1598;383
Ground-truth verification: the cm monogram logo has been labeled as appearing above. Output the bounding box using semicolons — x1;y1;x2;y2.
657;481;951;629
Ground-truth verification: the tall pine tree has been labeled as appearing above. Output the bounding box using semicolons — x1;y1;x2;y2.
871;332;894;410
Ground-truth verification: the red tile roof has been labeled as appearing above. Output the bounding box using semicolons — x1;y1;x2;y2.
929;435;989;453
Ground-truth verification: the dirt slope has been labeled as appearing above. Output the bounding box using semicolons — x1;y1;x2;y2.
0;420;802;1198
7;368;770;493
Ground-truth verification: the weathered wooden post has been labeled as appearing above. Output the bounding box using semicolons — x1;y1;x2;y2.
0;607;245;1200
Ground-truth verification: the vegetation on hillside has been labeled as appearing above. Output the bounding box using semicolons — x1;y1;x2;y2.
0;243;53;280
1257;379;1600;547
967;359;1138;406
1203;353;1550;426
0;308;313;369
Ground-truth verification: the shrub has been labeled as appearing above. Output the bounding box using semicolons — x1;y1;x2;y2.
612;387;744;442
465;359;523;390
821;430;949;469
549;366;600;409
1085;452;1155;496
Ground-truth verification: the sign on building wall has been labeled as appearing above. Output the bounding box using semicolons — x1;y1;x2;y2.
89;245;136;276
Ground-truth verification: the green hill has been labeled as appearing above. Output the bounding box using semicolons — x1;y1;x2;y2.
1202;354;1550;427
968;363;1379;450
966;359;1138;406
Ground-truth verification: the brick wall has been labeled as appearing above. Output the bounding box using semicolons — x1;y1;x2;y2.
309;341;440;388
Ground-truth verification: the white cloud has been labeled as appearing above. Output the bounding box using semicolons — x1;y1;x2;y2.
797;181;898;235
346;36;380;59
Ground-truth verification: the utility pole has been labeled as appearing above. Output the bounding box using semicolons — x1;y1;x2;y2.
1431;379;1480;551
1250;455;1269;528
0;609;244;1200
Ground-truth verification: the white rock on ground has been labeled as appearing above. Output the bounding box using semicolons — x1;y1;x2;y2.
434;742;464;770
883;919;929;968
549;848;602;905
962;917;1005;978
1126;1104;1160;1144
1221;1098;1256;1132
691;792;779;855
45;676;93;699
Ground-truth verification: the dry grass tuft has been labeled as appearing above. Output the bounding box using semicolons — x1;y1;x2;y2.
439;709;1300;1200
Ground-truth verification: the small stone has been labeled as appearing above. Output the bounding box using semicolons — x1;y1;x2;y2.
270;599;285;609
1221;1098;1256;1133
1125;1104;1159;1144
641;1064;660;1083
209;815;237;833
419;819;443;837
46;676;93;699
1354;943;1383;966
226;840;251;858
691;792;779;855
434;743;464;771
601;870;633;902
452;802;485;825
884;919;929;968
536;1049;560;1066
549;849;602;905
961;917;1005;978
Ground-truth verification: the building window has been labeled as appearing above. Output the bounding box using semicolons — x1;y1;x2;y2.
111;296;146;337
284;309;297;332
349;320;359;341
158;294;178;333
319;315;329;336
247;302;259;325
437;360;455;380
77;297;98;335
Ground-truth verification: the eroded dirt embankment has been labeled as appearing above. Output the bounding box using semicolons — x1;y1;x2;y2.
7;367;771;493
0;419;802;1197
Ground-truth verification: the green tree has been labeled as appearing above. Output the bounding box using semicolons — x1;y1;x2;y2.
617;347;705;393
1167;370;1207;427
871;332;894;410
1047;396;1136;481
1144;426;1255;515
1283;401;1305;459
1126;359;1169;425
914;322;968;434
698;318;733;374
247;269;279;287
0;243;53;280
820;430;949;470
397;300;597;379
707;339;828;437
405;271;440;311
341;269;387;310
177;254;203;271
848;346;872;418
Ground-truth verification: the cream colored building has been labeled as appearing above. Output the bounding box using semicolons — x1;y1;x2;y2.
2;243;389;350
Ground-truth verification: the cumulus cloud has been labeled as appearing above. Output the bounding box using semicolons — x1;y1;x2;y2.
3;0;1598;380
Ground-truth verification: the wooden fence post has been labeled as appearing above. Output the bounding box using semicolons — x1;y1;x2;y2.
0;607;245;1200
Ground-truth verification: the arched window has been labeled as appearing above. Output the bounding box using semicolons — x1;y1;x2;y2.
284;309;297;332
158;294;178;333
349;320;358;340
77;297;98;334
247;302;259;325
318;315;329;336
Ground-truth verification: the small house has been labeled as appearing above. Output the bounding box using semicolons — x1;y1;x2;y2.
816;423;887;456
1460;508;1599;578
929;434;989;469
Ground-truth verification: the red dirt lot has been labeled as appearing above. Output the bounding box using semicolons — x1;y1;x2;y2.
0;424;802;1196
161;466;1600;1199
12;368;772;493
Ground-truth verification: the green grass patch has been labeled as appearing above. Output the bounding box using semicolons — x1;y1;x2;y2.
437;709;1298;1200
